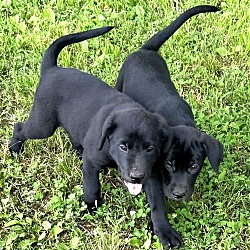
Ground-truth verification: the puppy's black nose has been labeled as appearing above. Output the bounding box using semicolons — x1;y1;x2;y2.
130;173;144;183
173;191;186;199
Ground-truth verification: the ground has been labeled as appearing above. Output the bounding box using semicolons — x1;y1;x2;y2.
0;0;249;249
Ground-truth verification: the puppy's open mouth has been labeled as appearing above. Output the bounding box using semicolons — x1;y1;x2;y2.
124;181;142;195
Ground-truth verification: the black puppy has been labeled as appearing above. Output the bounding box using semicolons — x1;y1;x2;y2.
9;27;173;214
116;5;223;248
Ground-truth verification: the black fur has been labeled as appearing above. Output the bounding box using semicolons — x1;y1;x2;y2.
9;27;173;213
116;5;223;248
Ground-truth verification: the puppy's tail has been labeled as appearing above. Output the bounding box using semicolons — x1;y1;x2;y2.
141;5;219;51
41;26;114;73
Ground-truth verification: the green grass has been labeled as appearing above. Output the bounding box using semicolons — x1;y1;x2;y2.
0;0;249;249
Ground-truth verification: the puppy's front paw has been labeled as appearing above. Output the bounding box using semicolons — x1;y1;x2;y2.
86;199;103;214
154;224;183;249
86;204;97;214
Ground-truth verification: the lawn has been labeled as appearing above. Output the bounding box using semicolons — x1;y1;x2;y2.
0;0;249;249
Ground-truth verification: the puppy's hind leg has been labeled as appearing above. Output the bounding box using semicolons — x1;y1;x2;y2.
9;122;28;155
9;104;58;155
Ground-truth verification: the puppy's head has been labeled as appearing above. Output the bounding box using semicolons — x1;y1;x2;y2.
162;125;223;201
99;108;172;195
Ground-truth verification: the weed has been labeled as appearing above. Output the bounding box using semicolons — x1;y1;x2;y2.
0;0;249;249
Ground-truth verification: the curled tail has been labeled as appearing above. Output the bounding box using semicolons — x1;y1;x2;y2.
41;26;114;73
141;5;219;51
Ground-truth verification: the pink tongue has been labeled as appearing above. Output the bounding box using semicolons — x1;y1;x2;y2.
124;181;142;195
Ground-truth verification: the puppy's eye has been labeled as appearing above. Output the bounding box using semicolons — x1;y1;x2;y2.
190;164;199;171
165;160;173;169
146;146;155;152
119;144;128;152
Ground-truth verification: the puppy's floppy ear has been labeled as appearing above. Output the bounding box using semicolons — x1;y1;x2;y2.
158;116;173;154
99;113;117;151
200;132;224;173
161;129;173;154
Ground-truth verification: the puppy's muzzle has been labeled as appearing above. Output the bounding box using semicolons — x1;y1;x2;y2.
124;171;145;196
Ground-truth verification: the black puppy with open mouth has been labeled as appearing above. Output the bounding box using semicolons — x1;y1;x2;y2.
9;26;173;214
116;5;223;248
